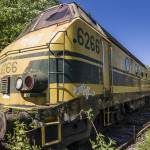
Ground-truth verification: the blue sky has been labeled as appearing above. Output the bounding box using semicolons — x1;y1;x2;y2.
61;0;150;65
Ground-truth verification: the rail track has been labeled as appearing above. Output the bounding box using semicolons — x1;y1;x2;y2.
103;106;150;150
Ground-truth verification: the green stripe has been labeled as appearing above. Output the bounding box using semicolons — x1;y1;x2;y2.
113;70;140;86
49;58;102;84
9;58;103;94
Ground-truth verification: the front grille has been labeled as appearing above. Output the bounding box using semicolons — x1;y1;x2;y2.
1;76;10;94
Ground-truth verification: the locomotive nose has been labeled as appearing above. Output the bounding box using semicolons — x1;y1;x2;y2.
0;111;6;139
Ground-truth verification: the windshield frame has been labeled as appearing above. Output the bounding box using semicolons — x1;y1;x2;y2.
18;4;73;39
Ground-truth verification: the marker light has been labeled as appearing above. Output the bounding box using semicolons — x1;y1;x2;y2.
16;78;23;90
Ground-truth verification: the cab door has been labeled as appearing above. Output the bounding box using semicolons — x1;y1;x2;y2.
102;40;111;97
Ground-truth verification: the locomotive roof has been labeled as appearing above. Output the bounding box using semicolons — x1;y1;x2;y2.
70;2;146;68
101;27;146;68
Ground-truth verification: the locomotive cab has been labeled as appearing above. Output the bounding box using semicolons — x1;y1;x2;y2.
0;4;74;107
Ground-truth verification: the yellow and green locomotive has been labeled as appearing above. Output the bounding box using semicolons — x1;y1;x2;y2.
0;3;150;149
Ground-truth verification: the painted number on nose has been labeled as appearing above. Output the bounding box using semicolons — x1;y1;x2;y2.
0;61;17;74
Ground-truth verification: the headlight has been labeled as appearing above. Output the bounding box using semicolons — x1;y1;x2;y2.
16;77;23;90
25;76;34;90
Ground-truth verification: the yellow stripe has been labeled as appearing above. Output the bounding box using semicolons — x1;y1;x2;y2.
49;83;104;104
2;105;37;110
113;86;140;93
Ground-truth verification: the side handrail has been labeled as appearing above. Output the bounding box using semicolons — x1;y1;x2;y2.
48;30;66;103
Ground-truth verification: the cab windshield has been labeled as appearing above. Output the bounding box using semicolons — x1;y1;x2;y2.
18;4;72;38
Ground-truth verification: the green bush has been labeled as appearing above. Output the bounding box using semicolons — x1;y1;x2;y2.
90;133;115;150
138;130;150;150
82;109;116;150
6;120;41;150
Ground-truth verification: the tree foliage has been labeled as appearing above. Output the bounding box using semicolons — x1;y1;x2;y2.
0;0;59;50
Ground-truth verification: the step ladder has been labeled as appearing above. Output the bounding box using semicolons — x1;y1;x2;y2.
41;117;61;147
48;31;67;103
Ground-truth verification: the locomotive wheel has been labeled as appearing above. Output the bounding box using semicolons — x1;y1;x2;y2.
0;111;6;140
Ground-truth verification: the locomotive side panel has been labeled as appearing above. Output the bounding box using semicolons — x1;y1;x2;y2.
140;67;150;93
111;43;150;105
112;44;140;94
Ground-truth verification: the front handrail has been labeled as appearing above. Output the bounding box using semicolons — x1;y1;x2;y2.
0;45;48;61
47;30;67;46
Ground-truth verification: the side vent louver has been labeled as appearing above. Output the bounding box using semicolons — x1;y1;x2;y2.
1;76;10;94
